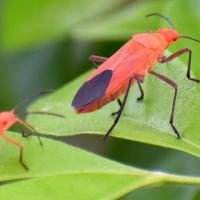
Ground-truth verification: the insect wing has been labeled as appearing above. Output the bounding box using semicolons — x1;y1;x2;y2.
72;70;112;109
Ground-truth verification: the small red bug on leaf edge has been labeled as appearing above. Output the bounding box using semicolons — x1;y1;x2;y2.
0;91;65;170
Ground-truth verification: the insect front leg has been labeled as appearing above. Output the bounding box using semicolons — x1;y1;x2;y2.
19;148;28;170
149;70;181;139
89;55;123;109
26;111;65;118
1;134;29;170
159;48;200;83
104;77;134;141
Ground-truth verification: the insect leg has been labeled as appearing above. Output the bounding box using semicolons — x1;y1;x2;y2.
17;118;43;146
146;29;153;33
137;81;144;101
103;77;134;141
1;134;29;170
20;148;28;170
149;70;181;139
159;48;200;82
20;127;30;138
26;111;65;118
111;81;143;116
111;99;123;116
117;99;122;107
134;75;145;101
89;55;122;109
89;55;108;69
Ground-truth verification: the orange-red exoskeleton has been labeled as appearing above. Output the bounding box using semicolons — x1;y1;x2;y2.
72;13;200;140
0;91;64;170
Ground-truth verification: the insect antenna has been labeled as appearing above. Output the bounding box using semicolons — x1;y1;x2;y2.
180;35;200;43
14;90;55;111
146;13;175;29
27;111;65;118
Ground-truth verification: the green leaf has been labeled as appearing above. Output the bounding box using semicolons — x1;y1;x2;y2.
1;173;200;200
72;0;200;78
122;151;200;200
72;0;199;43
164;0;200;78
1;132;200;199
123;185;197;200
0;131;132;181
72;0;169;41
27;55;200;158
192;190;200;200
3;0;124;51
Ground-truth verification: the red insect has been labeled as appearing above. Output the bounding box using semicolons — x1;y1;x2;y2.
72;13;200;141
0;91;64;170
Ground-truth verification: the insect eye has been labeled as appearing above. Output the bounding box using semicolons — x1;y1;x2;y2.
172;34;177;41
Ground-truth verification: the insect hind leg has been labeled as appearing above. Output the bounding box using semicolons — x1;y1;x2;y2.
89;55;108;69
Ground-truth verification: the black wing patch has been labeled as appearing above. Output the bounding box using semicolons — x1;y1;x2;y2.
72;70;113;109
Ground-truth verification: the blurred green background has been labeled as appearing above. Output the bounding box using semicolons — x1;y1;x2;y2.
1;0;200;199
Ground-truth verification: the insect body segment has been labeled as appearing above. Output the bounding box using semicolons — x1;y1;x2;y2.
0;110;17;133
72;13;200;140
73;29;176;114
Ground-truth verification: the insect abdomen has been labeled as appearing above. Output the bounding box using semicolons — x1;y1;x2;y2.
75;79;136;113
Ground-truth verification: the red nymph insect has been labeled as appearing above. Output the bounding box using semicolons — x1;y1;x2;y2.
72;13;200;141
0;91;64;170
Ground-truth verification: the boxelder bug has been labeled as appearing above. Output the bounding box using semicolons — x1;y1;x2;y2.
72;13;200;141
0;91;65;170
